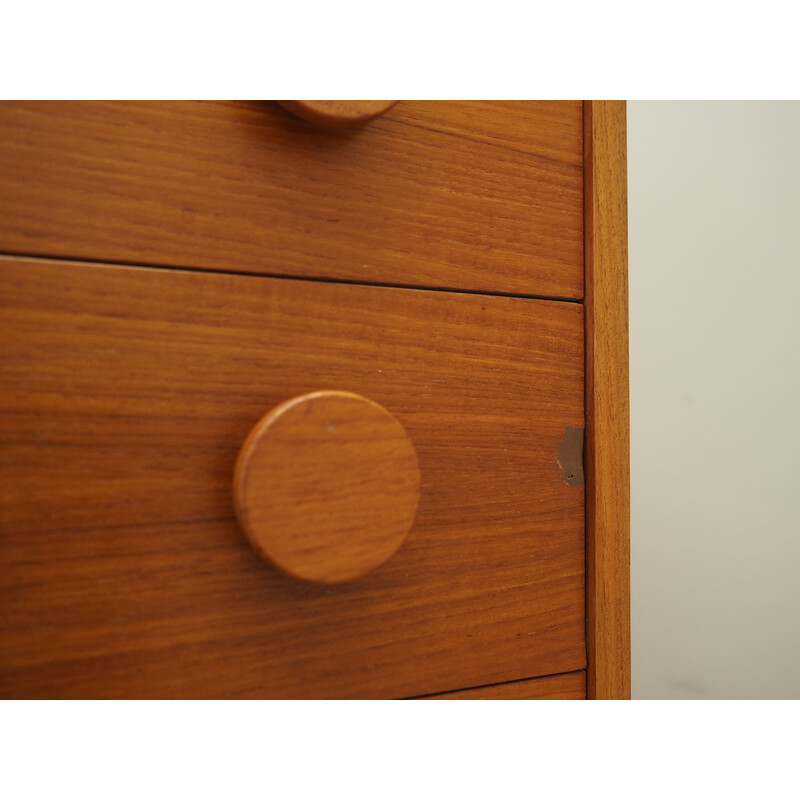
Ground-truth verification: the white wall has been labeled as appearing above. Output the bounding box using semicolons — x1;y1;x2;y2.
628;101;800;699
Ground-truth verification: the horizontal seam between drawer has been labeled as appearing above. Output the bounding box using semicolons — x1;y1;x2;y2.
403;669;587;699
0;251;585;305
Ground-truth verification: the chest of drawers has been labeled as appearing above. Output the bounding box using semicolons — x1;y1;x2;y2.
0;100;629;699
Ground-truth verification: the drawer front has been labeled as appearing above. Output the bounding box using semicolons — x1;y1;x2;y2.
0;257;585;699
0;101;583;299
421;670;586;699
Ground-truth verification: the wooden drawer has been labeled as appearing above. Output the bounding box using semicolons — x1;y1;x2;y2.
0;101;583;299
0;256;585;699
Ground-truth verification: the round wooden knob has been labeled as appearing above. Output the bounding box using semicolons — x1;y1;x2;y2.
277;100;398;127
233;391;420;584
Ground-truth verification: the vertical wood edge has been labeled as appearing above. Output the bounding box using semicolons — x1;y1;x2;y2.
584;101;631;699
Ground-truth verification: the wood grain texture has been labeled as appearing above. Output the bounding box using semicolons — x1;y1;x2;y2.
233;390;420;584
277;101;398;127
418;670;586;699
584;101;631;699
0;256;585;699
0;101;583;298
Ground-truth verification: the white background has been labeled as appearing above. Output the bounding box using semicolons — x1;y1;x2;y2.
3;10;799;792
629;101;800;698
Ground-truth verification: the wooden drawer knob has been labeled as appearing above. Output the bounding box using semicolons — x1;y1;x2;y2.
277;100;398;127
233;391;420;584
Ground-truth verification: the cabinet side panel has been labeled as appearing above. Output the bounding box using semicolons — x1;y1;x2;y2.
584;101;631;699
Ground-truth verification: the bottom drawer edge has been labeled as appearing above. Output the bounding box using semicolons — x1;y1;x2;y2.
413;670;586;700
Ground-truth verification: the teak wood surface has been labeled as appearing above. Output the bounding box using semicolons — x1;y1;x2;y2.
0;101;583;299
0;256;585;699
419;670;586;699
584;101;631;699
0;100;630;699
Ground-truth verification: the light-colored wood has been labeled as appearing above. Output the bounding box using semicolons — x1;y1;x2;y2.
0;101;583;298
233;391;420;584
277;100;398;127
419;670;586;699
583;101;631;699
0;256;585;699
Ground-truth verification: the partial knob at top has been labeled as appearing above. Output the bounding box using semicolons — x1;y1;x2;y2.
277;101;398;127
233;391;420;584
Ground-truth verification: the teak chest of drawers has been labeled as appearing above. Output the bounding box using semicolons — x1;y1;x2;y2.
0;101;629;699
